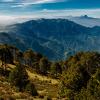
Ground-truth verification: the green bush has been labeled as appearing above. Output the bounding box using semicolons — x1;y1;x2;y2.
25;82;38;96
59;52;100;99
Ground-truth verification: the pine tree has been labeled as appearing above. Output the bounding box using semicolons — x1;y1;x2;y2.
25;82;38;96
39;57;48;75
50;62;62;77
9;63;29;91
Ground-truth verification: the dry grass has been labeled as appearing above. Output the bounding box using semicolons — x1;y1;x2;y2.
26;69;59;85
0;76;36;99
0;60;16;71
0;62;59;99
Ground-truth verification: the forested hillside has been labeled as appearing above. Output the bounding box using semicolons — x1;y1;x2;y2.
1;19;100;60
0;44;100;99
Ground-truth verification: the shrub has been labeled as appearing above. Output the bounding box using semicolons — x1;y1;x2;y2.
25;82;38;96
59;52;100;99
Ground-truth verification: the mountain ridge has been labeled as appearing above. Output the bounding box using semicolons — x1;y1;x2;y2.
66;15;100;27
0;18;100;60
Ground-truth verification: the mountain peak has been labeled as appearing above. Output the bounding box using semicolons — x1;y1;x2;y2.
80;15;90;19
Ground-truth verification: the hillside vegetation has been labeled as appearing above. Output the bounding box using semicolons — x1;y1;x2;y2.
0;44;100;100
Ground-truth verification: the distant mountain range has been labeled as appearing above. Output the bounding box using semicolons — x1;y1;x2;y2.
65;15;100;27
0;18;100;60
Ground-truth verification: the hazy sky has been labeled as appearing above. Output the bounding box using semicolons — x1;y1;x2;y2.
0;0;100;18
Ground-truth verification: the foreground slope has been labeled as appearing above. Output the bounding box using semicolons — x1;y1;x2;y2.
0;44;100;99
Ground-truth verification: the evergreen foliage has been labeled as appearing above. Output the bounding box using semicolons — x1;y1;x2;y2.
9;63;29;91
25;82;38;96
39;57;49;75
59;52;100;99
50;62;62;78
0;44;100;99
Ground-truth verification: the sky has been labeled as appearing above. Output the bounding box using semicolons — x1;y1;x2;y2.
0;0;100;20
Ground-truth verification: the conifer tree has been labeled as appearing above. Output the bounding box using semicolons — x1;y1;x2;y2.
9;63;29;91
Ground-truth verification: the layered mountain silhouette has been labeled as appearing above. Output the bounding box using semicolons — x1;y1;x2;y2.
66;15;100;27
0;19;100;60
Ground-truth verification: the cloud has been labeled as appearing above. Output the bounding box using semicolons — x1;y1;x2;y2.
38;9;100;18
1;0;67;8
11;4;25;8
0;8;100;26
1;0;14;2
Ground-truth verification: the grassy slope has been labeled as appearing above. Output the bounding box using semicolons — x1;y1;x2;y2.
0;62;59;99
0;76;35;99
27;69;59;98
